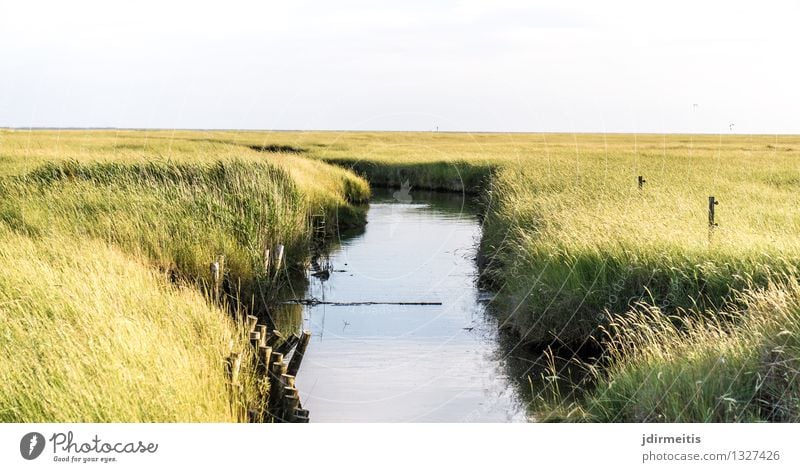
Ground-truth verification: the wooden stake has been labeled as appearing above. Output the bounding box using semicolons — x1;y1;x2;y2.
276;333;299;356
266;329;283;348
282;388;300;422
287;330;311;377
268;353;287;417
245;315;258;333
257;346;272;375
226;352;242;385
249;331;261;351
209;261;220;300
281;374;296;389
294;408;310;423
708;196;718;228
217;254;225;277
273;244;285;273
217;255;225;302
257;325;268;348
270;353;286;378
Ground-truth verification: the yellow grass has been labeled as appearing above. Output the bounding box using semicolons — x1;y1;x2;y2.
2;128;800;422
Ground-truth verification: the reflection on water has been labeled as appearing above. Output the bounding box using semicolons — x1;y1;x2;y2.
293;189;540;422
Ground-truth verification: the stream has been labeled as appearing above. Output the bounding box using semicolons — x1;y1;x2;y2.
293;189;531;422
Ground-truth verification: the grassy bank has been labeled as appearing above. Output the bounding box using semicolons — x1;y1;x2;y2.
227;130;800;422
0;229;242;421
272;131;800;347
3;128;800;422
538;278;800;422
0;130;368;421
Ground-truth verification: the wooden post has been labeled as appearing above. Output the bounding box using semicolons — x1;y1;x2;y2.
273;244;285;274
226;352;242;385
277;333;299;356
637;175;646;189
282;387;300;422
281;374;296;389
708;195;719;233
287;330;311;377
245;315;258;333
257;346;272;375
217;255;225;302
263;247;270;274
257;325;268;348
266;329;283;348
268;353;287;418
270;353;287;377
249;331;261;351
294;408;310;423
224;352;232;380
209;261;220;301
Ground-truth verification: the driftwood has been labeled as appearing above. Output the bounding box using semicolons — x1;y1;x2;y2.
284;299;442;306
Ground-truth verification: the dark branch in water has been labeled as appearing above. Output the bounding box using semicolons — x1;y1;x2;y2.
283;298;442;306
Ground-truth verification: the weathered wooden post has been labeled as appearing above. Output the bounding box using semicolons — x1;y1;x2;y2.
287;330;311;377
268;352;287;418
273;244;285;273
226;352;242;386
257;325;268;348
638;175;646;189
263;247;271;274
266;329;283;348
209;255;225;303
281;373;296;389
708;196;718;227
245;315;258;333
257;346;272;375
277;333;299;356
209;261;220;301
269;353;287;379
217;255;225;302
281;387;300;422
249;331;261;351
294;408;310;423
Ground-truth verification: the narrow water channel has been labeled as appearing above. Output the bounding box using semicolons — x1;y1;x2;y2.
293;189;529;422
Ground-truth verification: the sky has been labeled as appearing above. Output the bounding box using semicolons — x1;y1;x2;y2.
1;0;799;133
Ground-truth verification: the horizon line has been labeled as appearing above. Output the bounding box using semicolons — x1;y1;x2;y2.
2;126;799;137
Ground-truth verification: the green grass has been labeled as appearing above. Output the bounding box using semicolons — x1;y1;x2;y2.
536;277;800;422
0;130;368;421
267;131;800;347
3;128;800;422
0;227;240;421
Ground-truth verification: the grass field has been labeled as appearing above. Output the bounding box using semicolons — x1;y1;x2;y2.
2;128;799;422
0;129;368;421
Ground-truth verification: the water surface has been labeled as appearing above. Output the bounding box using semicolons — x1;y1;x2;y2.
294;190;528;422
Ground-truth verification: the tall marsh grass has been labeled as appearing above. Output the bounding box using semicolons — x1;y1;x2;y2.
537;278;800;422
266;131;800;348
0;228;238;421
3;129;800;422
0;130;368;421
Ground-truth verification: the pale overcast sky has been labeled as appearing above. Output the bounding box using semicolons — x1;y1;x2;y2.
1;0;798;133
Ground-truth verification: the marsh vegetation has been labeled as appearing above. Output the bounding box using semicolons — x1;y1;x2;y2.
2;129;798;422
